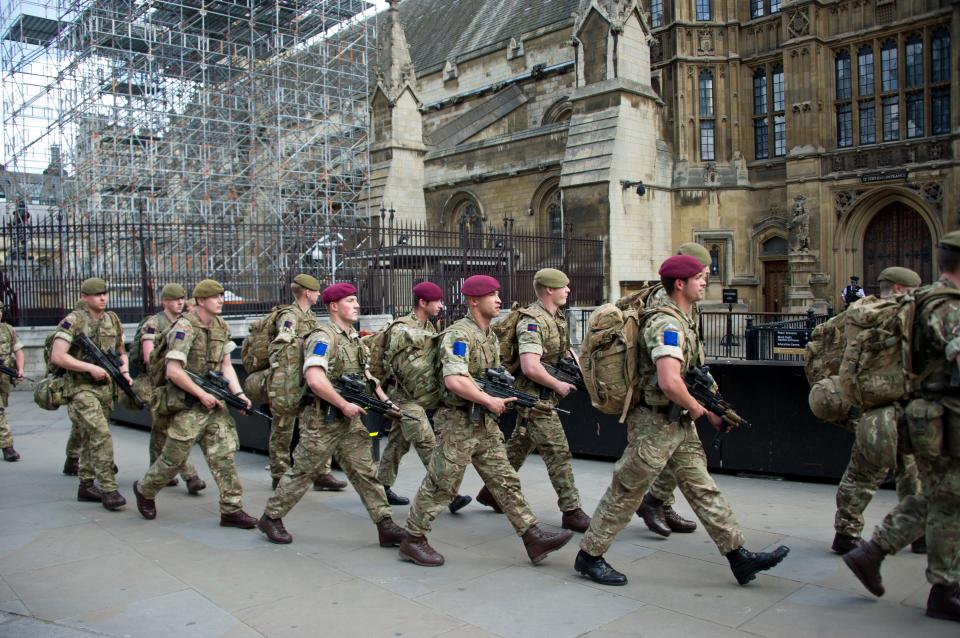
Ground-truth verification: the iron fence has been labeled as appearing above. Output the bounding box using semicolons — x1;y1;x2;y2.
0;215;605;326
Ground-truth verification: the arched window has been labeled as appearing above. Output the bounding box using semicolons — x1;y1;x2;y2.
835;51;851;100
650;0;663;27
905;34;923;88
450;197;484;249
932;28;951;135
699;70;714;117
880;39;898;92
542;99;572;125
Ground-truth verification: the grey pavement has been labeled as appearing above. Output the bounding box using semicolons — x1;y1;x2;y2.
0;393;953;638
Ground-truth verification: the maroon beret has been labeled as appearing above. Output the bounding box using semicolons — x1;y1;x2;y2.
413;281;443;301
321;282;357;304
658;254;704;279
461;275;500;297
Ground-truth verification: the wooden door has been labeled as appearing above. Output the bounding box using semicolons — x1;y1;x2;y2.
862;203;933;295
763;260;788;313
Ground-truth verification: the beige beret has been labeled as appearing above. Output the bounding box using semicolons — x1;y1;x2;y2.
160;283;187;300
534;268;570;288
293;273;321;291
80;277;108;295
877;267;921;287
191;279;225;299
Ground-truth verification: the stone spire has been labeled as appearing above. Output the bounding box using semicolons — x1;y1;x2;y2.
376;0;417;103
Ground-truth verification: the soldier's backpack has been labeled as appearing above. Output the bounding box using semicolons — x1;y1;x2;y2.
240;305;286;373
492;302;525;374
35;329;67;410
804;312;847;385
362;324;393;383
127;316;153;375
386;324;444;409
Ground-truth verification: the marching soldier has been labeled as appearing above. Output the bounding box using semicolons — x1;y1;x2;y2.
49;278;128;510
376;281;471;513
256;282;406;548
844;233;960;622
134;283;206;494
398;275;574;567
831;267;922;555
575;255;789;586
476;268;590;532
268;273;347;492
133;279;257;529
0;300;24;462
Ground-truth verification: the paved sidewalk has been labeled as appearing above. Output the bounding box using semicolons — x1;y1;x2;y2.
0;393;953;638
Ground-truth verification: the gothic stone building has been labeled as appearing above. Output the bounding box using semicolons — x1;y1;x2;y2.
370;0;959;311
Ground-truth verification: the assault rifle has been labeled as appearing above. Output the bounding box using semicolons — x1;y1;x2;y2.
75;333;142;408
470;367;571;422
184;370;273;422
676;365;751;449
327;373;417;437
0;363;34;384
542;357;587;394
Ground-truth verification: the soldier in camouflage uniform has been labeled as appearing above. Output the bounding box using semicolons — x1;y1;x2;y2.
376;281;471;513
133;279;257;529
0;301;24;462
134;283;206;494
576;256;789;586
61;299;88;476
475;268;590;532
399;275;574;567
636;242;710;537
267;273;347;492
49;278;128;510
256;282;406;547
843;232;960;622
832;267;923;555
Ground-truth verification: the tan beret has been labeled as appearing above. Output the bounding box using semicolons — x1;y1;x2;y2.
192;279;225;299
677;242;711;267
534;268;569;288
877;267;921;287
160;283;186;300
80;277;108;295
939;230;960;251
293;273;321;291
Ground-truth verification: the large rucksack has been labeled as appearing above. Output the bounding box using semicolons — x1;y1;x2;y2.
240;305;286;373
386;324;444;409
362;323;394;383
804;312;846;385
492;302;525;374
127;315;153;375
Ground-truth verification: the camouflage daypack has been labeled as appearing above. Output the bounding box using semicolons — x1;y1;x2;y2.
362;324;392;383
127;316;152;375
385;324;443;409
34;329;67;411
492;302;525;374
804;312;846;385
240;305;286;373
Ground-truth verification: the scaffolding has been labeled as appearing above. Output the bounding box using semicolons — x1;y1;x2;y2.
1;0;374;300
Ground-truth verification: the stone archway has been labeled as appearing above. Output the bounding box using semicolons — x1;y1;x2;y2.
862;202;933;295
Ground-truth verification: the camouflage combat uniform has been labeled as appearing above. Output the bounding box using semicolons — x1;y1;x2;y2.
139;311;245;514
135;310;199;481
264;321;392;523
0;323;23;449
505;300;581;512
376;311;438;487
580;297;745;557
869;276;960;586
267;303;319;481
406;314;539;539
55;307;124;492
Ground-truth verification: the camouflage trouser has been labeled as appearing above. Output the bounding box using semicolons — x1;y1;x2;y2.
834;438;921;537
377;401;435;487
581;408;745;557
65;421;83;460
505;408;581;512
149;411;199;481
140;405;243;514
67;389;117;492
269;412;334;481
648;467;679;507
872;455;960;585
406;407;538;538
0;387;12;448
265;402;390;523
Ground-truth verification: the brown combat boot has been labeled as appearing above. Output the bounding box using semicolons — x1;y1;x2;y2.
377;517;406;547
185;475;206;495
166;477;180;487
313;473;347;491
101;490;126;511
220;510;258;529
842;539;887;597
636;493;671;537
133;481;156;520
399;535;445;566
63;456;79;476
476;485;502;513
2;447;20;462
561;508;591;533
521;525;574;564
257;515;293;544
832;533;866;555
927;583;960;622
663;505;697;533
77;480;102;502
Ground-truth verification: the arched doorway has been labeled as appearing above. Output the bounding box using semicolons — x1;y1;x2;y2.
862;202;933;295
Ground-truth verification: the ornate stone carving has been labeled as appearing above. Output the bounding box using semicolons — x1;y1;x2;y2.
698;29;714;55
787;8;810;38
789;195;810;252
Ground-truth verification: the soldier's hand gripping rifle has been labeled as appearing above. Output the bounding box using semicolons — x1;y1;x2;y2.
184;370;273;422
541;357;587;394
681;365;751;449
75;333;142;408
327;373;417;437
0;363;35;384
470;367;571;422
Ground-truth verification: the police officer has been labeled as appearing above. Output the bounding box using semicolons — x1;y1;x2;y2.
376;281;471;513
267;273;347;492
0;300;24;462
133;279;257;529
842;275;866;307
831;267;922;555
398;275;574;567
476;268;590;532
256;283;406;548
50;277;128;510
843;233;960;622
134;283;206;494
575;255;789;586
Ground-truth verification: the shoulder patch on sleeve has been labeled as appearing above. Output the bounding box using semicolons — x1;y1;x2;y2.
60;319;71;329
146;326;156;334
663;329;679;347
283;320;293;329
526;323;539;332
174;330;186;340
312;341;328;356
452;340;468;357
